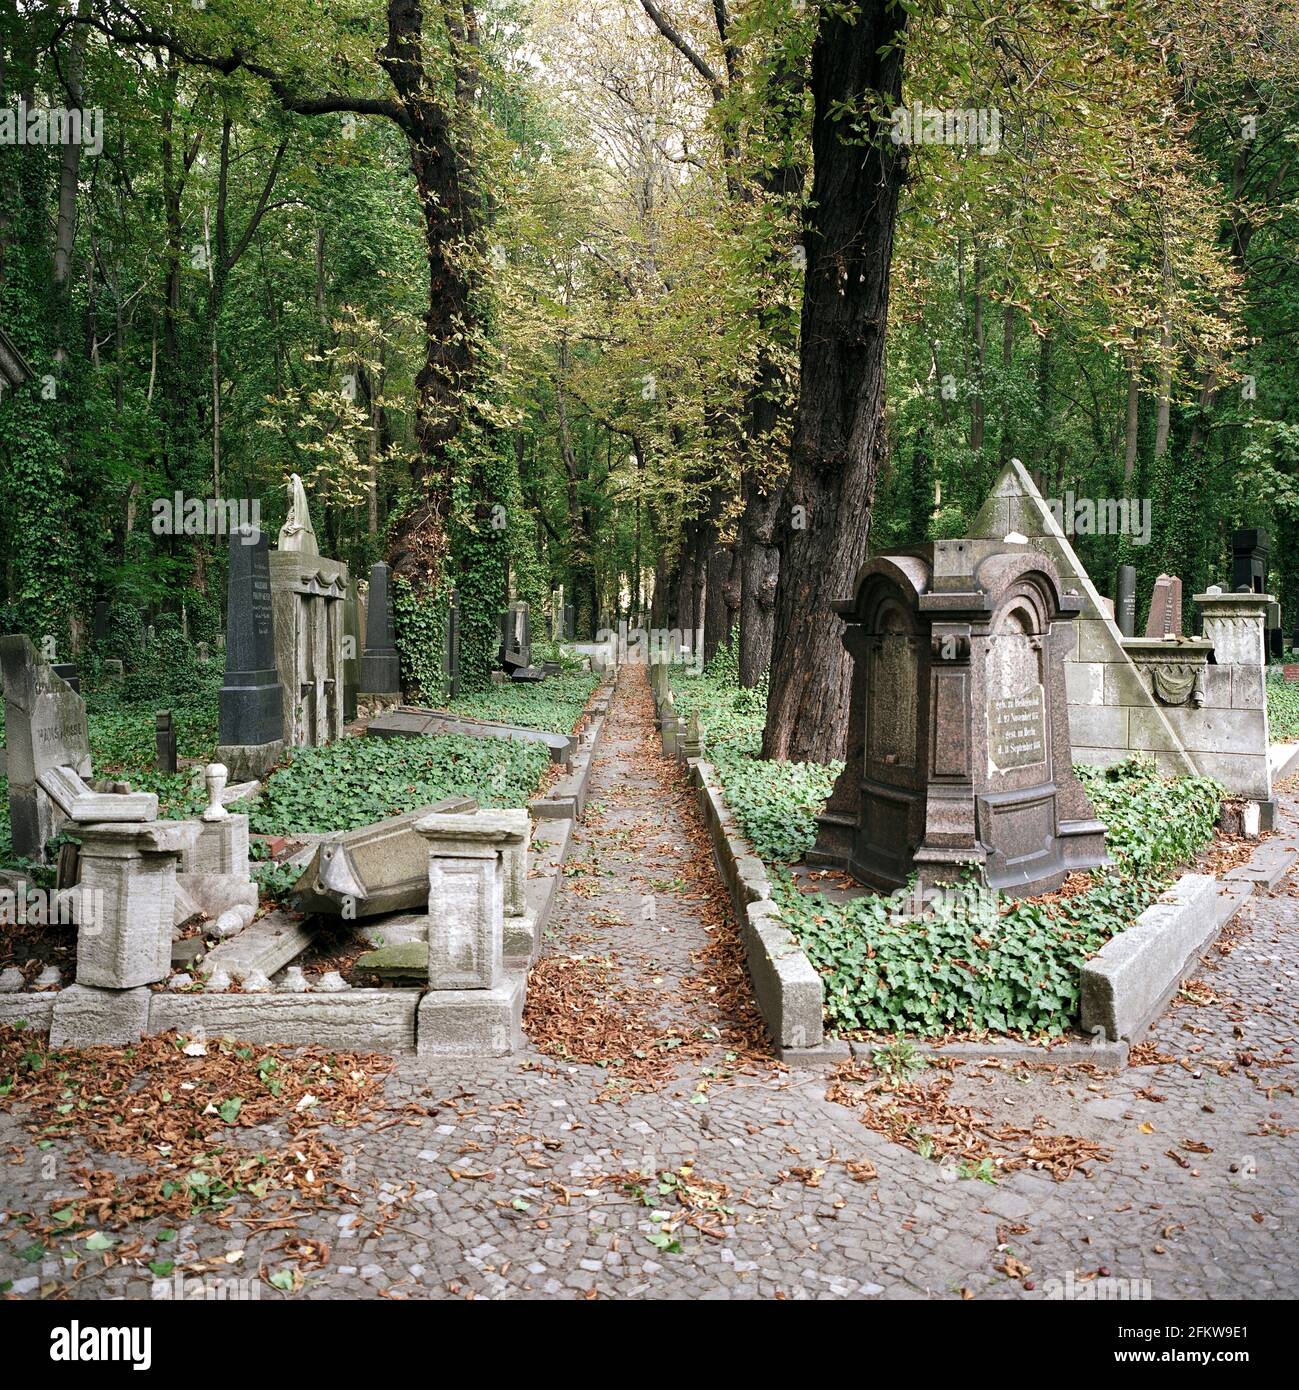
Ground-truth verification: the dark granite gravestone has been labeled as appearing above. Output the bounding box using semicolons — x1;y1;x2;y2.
442;588;461;701
155;710;177;774
342;578;361;722
564;604;575;641
1116;564;1137;639
1232;529;1284;658
500;602;544;682
359;562;401;697
807;540;1108;897
93;600;110;643
1144;574;1183;638
215;527;285;779
51;662;80;695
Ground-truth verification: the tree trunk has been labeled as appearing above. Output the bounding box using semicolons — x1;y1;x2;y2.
739;470;780;685
761;0;908;763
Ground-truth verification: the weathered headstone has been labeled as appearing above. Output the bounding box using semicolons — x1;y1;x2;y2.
216;526;285;780
269;476;348;749
342;577;361;722
51;661;80;695
1115;564;1137;639
92;600;110;643
1232;529;1283;659
155;710;177;774
1144;574;1183;638
442;588;461;701
359;561;401;699
0;634;93;859
808;540;1107;896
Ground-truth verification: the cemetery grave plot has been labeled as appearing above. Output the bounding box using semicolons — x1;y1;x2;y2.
664;654;1228;1045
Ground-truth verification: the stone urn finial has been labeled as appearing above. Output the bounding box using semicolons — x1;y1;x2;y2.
202;763;230;822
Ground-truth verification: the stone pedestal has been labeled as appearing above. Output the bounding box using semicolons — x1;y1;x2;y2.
76;820;197;989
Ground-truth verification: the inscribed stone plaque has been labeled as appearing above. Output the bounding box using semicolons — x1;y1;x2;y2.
988;687;1046;770
868;629;916;769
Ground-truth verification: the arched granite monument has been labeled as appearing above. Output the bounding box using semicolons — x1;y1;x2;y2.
808;539;1108;897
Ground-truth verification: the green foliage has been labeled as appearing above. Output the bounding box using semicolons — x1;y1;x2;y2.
1267;676;1299;742
392;577;447;705
448;669;599;734
710;749;840;863
1076;757;1222;870
773;760;1222;1038
243;734;548;835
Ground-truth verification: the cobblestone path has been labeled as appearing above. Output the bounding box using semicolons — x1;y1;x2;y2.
1;670;1295;1300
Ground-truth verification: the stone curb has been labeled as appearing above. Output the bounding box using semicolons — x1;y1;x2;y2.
846;1035;1129;1071
687;756;826;1056
1222;837;1299;893
1081;874;1232;1044
530;673;614;823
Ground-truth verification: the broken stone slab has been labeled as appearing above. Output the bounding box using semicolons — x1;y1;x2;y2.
359;912;427;948
201;909;314;984
171;937;207;970
1080;874;1220;1042
39;765;159;824
176;870;258;920
417;971;525;1058
291;796;477;919
366;707;575;766
50;984;152;1048
76;820;197;990
355;940;427;983
172;879;204;929
147;991;418;1052
1223;841;1299;894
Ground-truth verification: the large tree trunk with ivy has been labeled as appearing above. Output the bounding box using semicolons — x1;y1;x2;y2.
761;0;908;764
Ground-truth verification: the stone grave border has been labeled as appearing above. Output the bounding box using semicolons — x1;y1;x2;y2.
647;676;837;1065
0;694;606;1051
651;679;1292;1073
529;675;613;822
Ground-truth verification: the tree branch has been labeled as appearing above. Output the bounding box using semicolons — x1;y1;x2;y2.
637;0;723;100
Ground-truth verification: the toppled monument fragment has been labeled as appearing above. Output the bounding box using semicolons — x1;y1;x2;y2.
291;796;477;918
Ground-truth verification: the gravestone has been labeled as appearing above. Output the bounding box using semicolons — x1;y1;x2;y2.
1232;528;1283;659
342;577;361;722
442;588;461;701
269;477;348;749
1144;574;1183;638
216;526;285;779
500;602;543;681
155;710;177;774
0;634;93;859
808;540;1107;897
93;600;110;643
1115;564;1137;639
51;662;80;695
564;604;575;642
359;561;402;699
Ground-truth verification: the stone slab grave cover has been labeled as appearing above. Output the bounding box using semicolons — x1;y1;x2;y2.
0;633;94;859
359;561;402;700
269;473;349;750
292;795;477;919
216;525;285;779
808;540;1108;896
366;707;574;764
